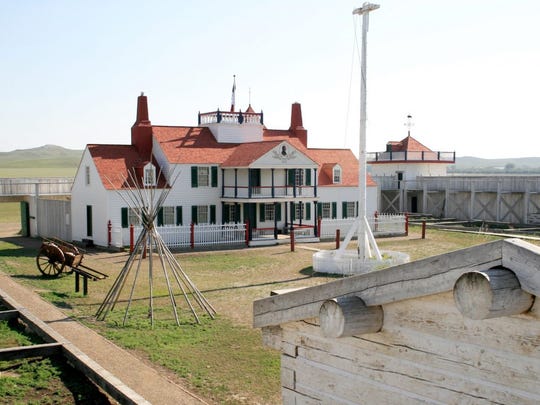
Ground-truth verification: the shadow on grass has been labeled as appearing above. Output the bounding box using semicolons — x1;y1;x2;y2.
0;236;42;258
299;266;344;279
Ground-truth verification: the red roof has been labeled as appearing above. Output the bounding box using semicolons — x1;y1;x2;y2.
222;141;282;167
152;126;237;164
89;125;375;189
388;135;432;152
306;148;376;187
88;144;167;190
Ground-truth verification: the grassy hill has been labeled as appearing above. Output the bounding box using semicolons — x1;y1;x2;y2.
0;145;82;177
1;145;539;177
450;156;540;174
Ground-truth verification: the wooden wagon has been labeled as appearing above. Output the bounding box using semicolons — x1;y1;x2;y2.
36;237;108;295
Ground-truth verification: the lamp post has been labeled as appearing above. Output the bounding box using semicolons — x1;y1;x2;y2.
353;3;380;260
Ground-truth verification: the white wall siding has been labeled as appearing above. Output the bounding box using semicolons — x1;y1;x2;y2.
370;162;448;180
318;186;379;218
37;198;71;241
71;148;109;245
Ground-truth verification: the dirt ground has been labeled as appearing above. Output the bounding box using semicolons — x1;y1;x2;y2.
0;223;20;238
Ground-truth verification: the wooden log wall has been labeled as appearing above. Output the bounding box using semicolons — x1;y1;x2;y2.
264;292;540;404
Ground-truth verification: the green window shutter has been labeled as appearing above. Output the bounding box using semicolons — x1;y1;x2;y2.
211;166;218;187
287;169;295;186
317;203;322;218
157;207;164;226
191;166;198;188
356;202;359;217
291;203;296;221
305;203;311;220
332;202;337;219
121;207;128;228
305;169;311;186
176;206;183;225
259;204;265;222
210;205;216;224
276;203;282;221
191;205;198;224
342;202;347;218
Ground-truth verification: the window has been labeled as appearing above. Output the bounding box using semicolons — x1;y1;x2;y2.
264;204;275;221
321;202;331;219
191;205;216;224
143;163;156;186
121;207;143;228
228;204;239;223
191;166;218;188
292;202;311;221
85;166;90;185
157;206;175;226
198;167;209;187
128;208;141;226
294;202;303;220
333;165;341;184
342;201;357;218
295;169;304;186
197;205;208;224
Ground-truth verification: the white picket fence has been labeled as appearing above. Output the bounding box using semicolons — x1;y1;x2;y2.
132;223;247;248
319;214;406;239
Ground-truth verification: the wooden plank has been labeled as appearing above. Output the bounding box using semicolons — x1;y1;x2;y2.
278;316;540;403
0;343;62;361
254;240;503;328
502;238;540;297
0;309;19;320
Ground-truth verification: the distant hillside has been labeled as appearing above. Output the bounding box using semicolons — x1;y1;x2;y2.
449;156;540;174
0;145;83;169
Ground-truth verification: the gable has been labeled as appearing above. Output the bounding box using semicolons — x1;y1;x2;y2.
88;144;167;190
250;141;317;169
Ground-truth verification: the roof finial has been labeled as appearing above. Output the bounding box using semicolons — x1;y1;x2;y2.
404;114;414;137
230;75;236;112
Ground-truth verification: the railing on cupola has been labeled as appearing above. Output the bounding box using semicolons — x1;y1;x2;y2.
367;150;455;163
198;110;264;126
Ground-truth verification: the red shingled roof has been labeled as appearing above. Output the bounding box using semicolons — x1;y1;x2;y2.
306;148;375;187
152;126;237;164
388;135;432;152
89;125;375;189
88;144;167;190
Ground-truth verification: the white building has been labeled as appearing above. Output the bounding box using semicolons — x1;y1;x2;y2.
71;93;378;247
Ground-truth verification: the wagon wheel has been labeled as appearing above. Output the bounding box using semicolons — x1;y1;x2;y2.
36;244;65;277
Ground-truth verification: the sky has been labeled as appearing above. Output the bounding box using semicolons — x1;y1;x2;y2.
1;0;539;158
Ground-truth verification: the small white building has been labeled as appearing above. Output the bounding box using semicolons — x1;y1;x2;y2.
71;93;378;247
255;238;540;403
367;125;455;213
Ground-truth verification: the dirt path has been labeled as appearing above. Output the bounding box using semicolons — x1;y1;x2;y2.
0;234;212;405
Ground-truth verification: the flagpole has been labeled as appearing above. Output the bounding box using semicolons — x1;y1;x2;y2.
353;3;380;260
230;75;236;112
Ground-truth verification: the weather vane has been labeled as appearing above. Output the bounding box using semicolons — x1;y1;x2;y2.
404;114;414;136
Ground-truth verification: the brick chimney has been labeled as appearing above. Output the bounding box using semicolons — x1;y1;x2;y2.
131;92;153;159
289;102;308;147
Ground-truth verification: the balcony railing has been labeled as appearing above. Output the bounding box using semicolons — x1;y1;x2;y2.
198;110;263;126
222;185;316;199
367;151;455;163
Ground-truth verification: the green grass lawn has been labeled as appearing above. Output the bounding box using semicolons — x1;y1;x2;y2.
0;203;20;224
0;228;527;404
0;167;77;178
